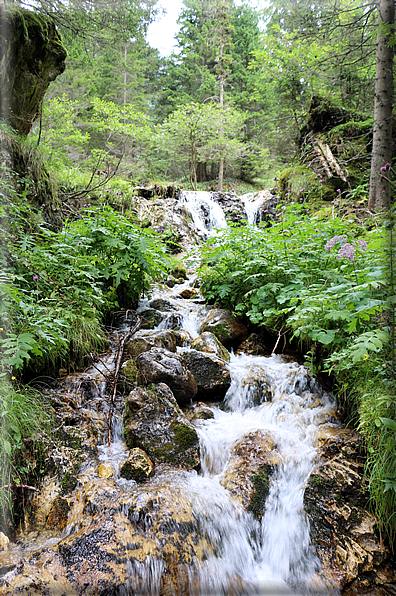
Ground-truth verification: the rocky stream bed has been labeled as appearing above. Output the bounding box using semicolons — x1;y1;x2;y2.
0;191;395;595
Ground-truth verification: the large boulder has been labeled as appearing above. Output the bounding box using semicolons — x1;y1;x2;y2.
199;309;248;349
0;7;66;135
137;347;197;404
125;330;177;358
191;331;230;361
220;430;281;514
148;298;175;312
304;429;395;593
123;383;200;469
181;349;231;401
0;472;214;595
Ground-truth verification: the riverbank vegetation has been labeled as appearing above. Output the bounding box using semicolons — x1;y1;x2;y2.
0;0;395;547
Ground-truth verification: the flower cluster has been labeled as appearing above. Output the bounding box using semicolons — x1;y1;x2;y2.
357;238;367;251
336;242;356;262
325;235;368;262
324;235;347;251
380;163;392;172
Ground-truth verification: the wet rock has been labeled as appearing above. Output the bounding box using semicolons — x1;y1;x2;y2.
184;402;215;422
97;462;114;479
138;347;197;405
171;263;187;280
120;448;155;481
191;331;230;361
138;308;165;329
241;365;273;406
125;330;177;358
236;333;270;357
304;429;394;593
172;330;192;348
0;473;214;595
123;383;200;468
178;288;198;299
181;349;231;401
220;430;281;514
165;275;178;288
199;308;248;349
161;313;184;330
118;358;139;392
149;298;175;312
0;533;9;551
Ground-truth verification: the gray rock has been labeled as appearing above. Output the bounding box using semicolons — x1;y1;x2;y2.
119;448;155;481
149;298;174;312
191;331;230;361
138;348;197;405
125;330;177;358
199;309;248;349
181;349;231;400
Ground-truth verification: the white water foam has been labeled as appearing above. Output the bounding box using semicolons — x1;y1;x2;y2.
180;190;227;237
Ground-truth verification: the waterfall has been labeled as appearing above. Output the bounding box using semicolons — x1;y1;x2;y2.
241;190;274;225
179;190;227;236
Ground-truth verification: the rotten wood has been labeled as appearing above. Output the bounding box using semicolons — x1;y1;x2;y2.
314;144;333;178
107;316;141;446
316;139;348;182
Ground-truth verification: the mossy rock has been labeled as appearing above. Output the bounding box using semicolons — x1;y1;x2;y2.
198;309;248;349
0;7;67;135
120;448;154;481
123;384;200;469
171;262;187;280
118;359;138;392
138;308;164;329
248;464;274;521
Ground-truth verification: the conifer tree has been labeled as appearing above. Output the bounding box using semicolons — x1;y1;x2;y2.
368;0;394;211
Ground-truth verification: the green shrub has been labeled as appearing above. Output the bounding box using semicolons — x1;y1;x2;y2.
0;187;169;374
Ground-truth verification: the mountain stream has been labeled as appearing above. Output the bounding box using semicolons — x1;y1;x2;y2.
1;191;384;595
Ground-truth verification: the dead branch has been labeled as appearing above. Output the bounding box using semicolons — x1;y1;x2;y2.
272;324;286;354
107;316;141;446
0;484;39;492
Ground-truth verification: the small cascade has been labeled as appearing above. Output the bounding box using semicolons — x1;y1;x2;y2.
179;190;227;236
241;189;275;226
194;353;338;594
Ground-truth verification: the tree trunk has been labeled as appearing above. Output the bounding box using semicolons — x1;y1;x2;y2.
196;161;207;182
218;36;224;192
123;41;127;108
368;0;394;211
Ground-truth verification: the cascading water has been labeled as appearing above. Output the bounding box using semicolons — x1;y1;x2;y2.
240;189;277;226
179;190;228;236
98;287;340;594
0;193;347;596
